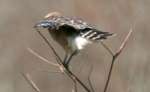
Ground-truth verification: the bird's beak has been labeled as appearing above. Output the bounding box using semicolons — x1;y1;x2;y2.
33;20;51;30
34;22;45;30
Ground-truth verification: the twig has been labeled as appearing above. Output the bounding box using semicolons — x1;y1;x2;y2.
37;31;63;65
36;30;91;92
72;77;77;92
115;28;133;58
67;69;91;92
27;48;59;67
88;65;95;92
103;28;133;92
22;73;40;92
101;41;114;56
35;69;62;74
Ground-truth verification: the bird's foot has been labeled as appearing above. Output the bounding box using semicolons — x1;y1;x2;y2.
63;63;69;70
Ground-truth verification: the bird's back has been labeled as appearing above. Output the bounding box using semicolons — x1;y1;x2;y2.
38;12;114;53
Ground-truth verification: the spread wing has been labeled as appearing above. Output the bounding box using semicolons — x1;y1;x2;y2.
45;16;94;30
79;28;113;41
44;15;114;41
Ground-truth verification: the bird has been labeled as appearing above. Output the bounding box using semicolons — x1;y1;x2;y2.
34;12;114;68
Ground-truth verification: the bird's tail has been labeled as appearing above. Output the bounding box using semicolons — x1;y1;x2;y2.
98;31;116;40
80;28;116;41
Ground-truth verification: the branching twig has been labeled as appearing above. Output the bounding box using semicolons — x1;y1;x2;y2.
72;77;77;92
37;70;62;74
22;73;40;92
103;28;133;92
101;42;114;56
37;31;63;65
24;27;132;92
36;30;91;92
88;65;95;92
115;29;133;58
26;47;90;92
27;48;59;67
67;69;91;92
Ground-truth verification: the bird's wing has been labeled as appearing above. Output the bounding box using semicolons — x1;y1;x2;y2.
45;16;94;30
45;15;114;41
79;28;114;41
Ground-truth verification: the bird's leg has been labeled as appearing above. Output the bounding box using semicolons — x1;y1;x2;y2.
66;50;78;65
63;54;69;64
63;54;70;69
63;50;78;69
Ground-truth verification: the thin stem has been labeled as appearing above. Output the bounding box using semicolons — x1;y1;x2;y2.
103;28;133;92
88;65;95;92
67;69;91;92
64;50;78;69
27;48;59;67
36;30;91;92
72;77;77;92
22;73;40;92
36;69;61;74
103;56;115;92
101;41;114;56
37;31;63;65
115;28;133;58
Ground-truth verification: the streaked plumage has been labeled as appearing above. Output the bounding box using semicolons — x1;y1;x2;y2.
34;12;115;67
34;12;114;54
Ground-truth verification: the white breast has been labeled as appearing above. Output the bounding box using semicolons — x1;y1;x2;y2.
74;36;91;50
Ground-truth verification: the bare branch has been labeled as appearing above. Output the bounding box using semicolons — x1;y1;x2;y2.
103;28;133;92
101;41;114;56
88;65;95;92
22;72;40;92
67;69;91;92
27;48;59;67
72;77;77;92
115;28;133;58
36;69;62;74
36;31;63;65
36;30;91;92
33;27;132;92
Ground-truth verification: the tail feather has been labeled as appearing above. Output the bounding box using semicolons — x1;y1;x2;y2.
96;32;114;40
80;28;115;41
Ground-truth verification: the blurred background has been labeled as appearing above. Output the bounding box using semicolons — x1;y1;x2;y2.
0;0;150;92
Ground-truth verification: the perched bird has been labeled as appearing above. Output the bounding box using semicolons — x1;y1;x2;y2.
34;12;114;67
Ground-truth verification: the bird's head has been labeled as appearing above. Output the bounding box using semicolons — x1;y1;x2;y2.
34;12;61;31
